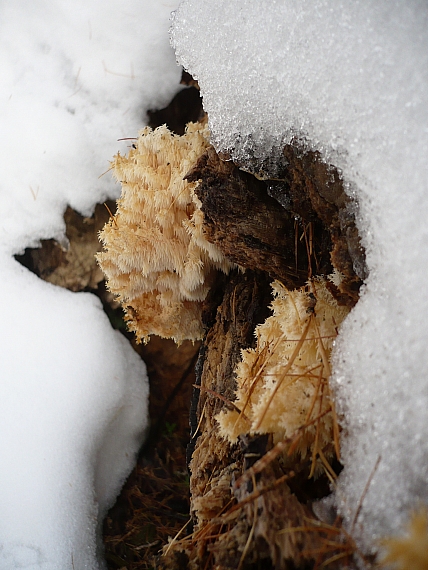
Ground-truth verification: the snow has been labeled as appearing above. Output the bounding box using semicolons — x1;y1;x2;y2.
171;0;428;555
0;1;181;568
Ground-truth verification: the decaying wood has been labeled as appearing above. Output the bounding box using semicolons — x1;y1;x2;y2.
17;126;363;568
162;143;365;569
15;202;113;292
162;268;354;569
189;269;272;522
281;144;366;306
186;144;365;307
186;148;332;291
164;270;324;569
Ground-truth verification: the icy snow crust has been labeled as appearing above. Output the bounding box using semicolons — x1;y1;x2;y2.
171;0;428;553
0;1;180;569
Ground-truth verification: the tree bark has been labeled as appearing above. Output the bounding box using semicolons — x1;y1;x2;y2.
162;145;364;569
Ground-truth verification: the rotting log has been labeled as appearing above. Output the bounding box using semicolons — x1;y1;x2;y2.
13;64;366;565
159;144;365;570
184;270;323;569
186;147;332;290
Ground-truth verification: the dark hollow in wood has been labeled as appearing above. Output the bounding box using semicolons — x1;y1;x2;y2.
186;147;333;291
187;144;366;307
281;144;366;306
14;202;114;292
147;70;204;136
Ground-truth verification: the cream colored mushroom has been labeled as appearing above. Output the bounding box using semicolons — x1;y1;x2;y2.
97;122;233;344
216;278;349;473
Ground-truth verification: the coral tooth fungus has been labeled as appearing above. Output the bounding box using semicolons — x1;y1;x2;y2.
97;122;233;344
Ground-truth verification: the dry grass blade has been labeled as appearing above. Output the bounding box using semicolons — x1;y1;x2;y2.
312;316;341;459
193;383;247;418
234;407;332;490
233;337;284;431
351;455;381;534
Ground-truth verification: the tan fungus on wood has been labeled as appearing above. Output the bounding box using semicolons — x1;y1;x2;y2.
216;278;350;473
97;122;234;344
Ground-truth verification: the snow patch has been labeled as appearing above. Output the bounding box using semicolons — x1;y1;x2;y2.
0;1;181;568
171;0;428;553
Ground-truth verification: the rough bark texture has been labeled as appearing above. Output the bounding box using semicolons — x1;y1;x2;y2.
187;145;366;308
181;270;325;569
161;269;353;570
189;269;272;519
161;144;364;570
186;148;332;291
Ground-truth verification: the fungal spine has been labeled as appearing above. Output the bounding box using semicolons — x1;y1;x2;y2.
97;122;233;344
